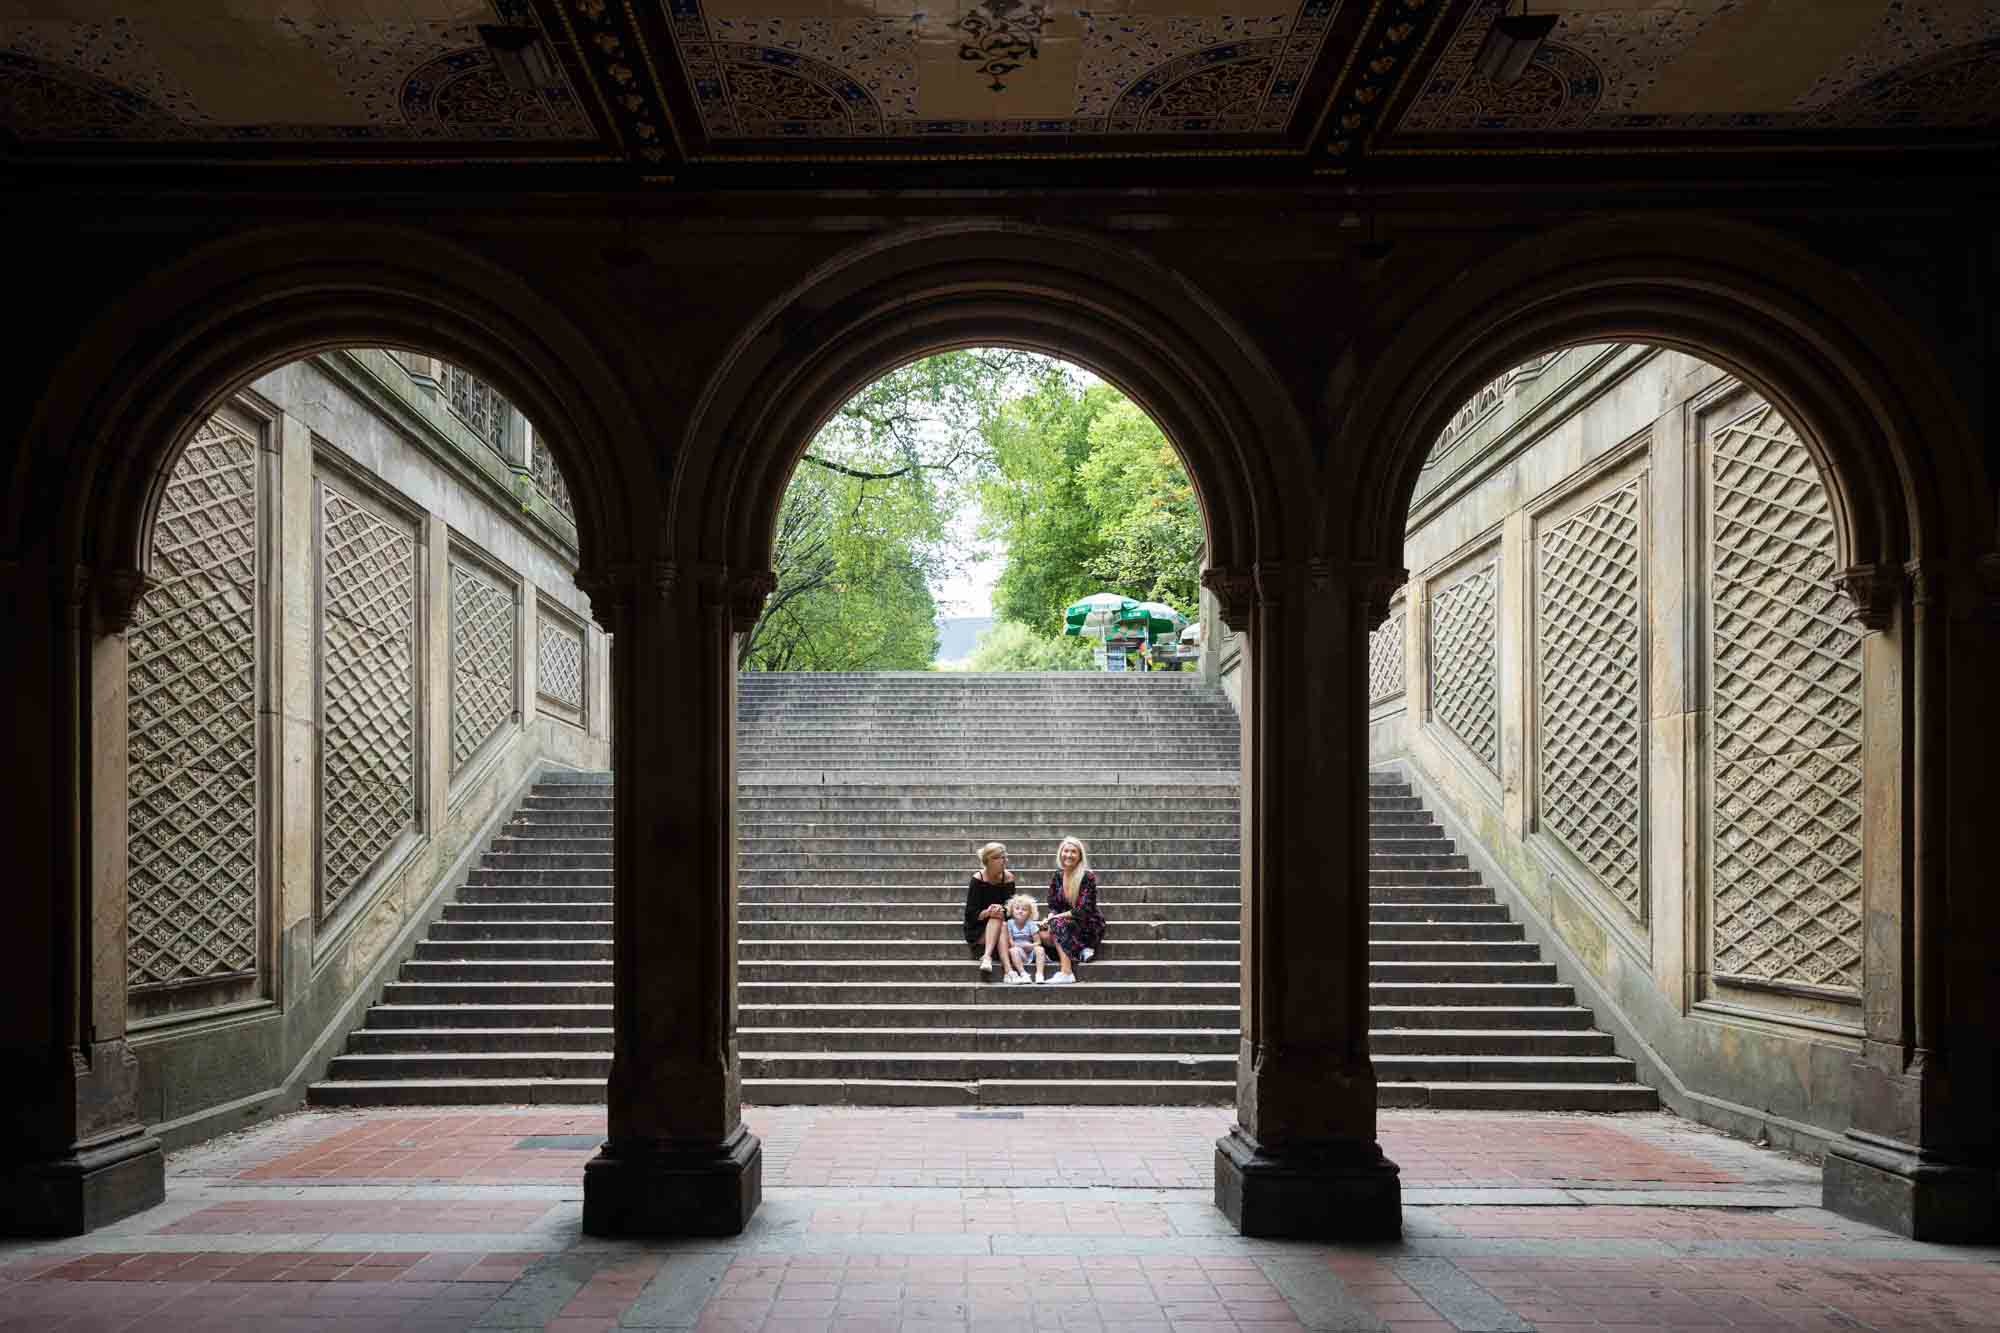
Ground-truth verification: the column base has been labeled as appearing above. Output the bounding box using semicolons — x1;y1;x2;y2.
0;1130;165;1236
1214;1125;1401;1239
1823;1133;1995;1243
582;1124;762;1236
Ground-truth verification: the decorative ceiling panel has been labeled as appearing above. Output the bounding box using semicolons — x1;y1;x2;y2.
668;0;1343;141
0;0;604;150
1378;0;2000;155
0;0;1993;168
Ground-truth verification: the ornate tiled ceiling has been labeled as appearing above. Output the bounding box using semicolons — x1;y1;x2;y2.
0;0;1994;171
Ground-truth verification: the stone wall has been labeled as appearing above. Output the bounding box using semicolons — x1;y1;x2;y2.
1371;343;1868;1154
125;349;611;1148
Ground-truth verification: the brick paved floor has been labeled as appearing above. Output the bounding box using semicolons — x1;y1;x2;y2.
3;1107;1994;1331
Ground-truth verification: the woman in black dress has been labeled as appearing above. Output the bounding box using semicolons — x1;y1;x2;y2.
963;841;1015;977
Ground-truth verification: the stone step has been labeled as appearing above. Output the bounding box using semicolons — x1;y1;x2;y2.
738;901;1240;922
732;852;1245;872
735;939;1241;963
1369;903;1509;922
1367;1029;1616;1056
734;837;1243;856
739;1003;1242;1030
735;790;1240;808
733;884;1241;903
1376;1082;1658;1112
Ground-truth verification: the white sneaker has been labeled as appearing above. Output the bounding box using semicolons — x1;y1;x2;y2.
1047;972;1077;985
1080;948;1095;963
1003;972;1025;985
979;957;993;973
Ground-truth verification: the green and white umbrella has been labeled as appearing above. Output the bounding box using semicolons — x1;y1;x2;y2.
1063;592;1141;638
1132;601;1188;644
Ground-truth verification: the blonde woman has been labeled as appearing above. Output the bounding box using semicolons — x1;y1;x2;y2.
1041;835;1105;984
963;841;1015;976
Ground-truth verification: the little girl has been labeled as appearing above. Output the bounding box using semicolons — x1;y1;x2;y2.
1003;892;1046;985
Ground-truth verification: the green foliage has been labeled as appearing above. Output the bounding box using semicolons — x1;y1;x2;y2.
966;620;1097;672
746;349;1202;671
979;374;1201;634
743;349;1037;672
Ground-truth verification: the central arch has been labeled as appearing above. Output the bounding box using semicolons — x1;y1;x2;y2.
674;222;1305;582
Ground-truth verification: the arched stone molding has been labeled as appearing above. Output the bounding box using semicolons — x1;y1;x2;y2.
587;223;1406;1241
1329;218;1997;1242
1;224;652;1236
1324;216;1987;584
16;223;650;597
672;221;1305;587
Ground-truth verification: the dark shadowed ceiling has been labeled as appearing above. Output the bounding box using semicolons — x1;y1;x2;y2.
2;0;1995;178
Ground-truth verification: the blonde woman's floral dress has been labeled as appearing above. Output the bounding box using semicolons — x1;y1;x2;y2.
1043;870;1105;961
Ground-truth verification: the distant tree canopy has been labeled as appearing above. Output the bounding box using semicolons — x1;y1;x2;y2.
965;620;1097;672
744;352;1202;671
979;373;1201;636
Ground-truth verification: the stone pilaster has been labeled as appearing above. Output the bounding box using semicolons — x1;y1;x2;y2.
578;560;762;1235
0;557;163;1235
1822;559;1999;1241
1206;560;1404;1239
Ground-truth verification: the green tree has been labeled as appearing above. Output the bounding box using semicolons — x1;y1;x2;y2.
743;349;1038;671
966;620;1097;672
979;375;1202;633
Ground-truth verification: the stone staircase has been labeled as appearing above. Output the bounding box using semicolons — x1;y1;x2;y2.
308;673;1653;1110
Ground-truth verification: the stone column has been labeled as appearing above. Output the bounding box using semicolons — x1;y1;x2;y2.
0;558;164;1234
1208;560;1404;1238
578;560;771;1235
1822;561;1999;1241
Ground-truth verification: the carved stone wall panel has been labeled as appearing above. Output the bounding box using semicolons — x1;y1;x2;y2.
1429;561;1500;772
531;437;575;521
318;482;418;917
538;617;586;714
1708;400;1865;993
1537;482;1644;920
449;557;516;774
1369;604;1406;705
127;416;260;990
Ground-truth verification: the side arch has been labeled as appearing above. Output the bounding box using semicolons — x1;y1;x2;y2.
673;221;1305;584
14;222;654;596
1328;217;1987;580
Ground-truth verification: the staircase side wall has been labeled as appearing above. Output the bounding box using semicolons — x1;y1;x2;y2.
126;353;612;1150
1386;344;1864;1155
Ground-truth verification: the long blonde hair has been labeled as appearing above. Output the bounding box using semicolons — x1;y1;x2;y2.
1056;835;1091;899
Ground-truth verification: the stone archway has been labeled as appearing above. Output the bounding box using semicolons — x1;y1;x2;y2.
578;223;1409;1239
2;226;650;1235
1327;218;1998;1241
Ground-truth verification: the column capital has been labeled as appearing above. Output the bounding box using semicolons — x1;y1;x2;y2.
1834;563;1901;632
696;564;776;631
1309;560;1408;632
1201;566;1256;632
95;568;149;633
575;559;677;636
1901;556;2000;624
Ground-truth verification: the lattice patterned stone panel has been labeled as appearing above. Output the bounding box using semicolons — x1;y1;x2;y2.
531;438;575;521
319;483;418;915
450;559;516;773
539;618;585;712
1430;562;1500;771
1538;483;1645;920
1369;606;1406;704
127;417;260;990
1709;401;1865;992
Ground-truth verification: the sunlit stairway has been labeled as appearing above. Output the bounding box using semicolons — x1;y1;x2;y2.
309;675;1654;1109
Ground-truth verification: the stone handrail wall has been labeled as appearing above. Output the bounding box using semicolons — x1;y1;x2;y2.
1369;343;1867;1154
124;352;611;1144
